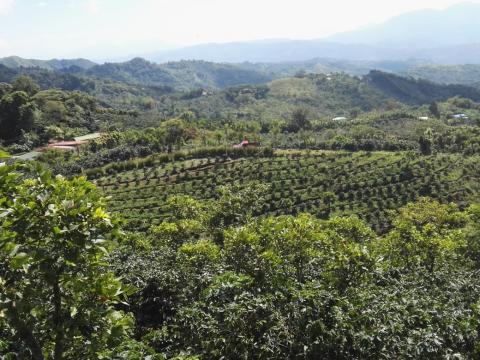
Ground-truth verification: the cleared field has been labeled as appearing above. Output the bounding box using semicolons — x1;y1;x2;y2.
92;150;480;232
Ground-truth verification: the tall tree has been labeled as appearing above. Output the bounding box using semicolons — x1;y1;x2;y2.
429;101;440;118
419;128;434;155
0;91;36;141
161;119;186;150
287;108;311;133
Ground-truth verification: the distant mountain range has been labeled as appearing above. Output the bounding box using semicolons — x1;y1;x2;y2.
328;2;480;48
2;3;480;70
1;55;424;79
142;2;480;64
146;41;480;65
144;40;382;63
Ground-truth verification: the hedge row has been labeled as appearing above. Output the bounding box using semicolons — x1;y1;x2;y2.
85;146;274;179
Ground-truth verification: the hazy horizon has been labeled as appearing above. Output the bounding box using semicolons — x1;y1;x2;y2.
1;0;479;60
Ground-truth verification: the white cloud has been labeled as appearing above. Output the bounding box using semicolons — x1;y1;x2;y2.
0;0;15;15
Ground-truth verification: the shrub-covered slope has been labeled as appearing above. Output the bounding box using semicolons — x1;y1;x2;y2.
90;149;480;232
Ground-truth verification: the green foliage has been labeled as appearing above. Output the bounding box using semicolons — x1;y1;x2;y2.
0;149;10;158
36;148;74;167
286;107;312;133
161;119;188;149
0;82;102;146
0;164;135;359
374;198;468;272
208;183;269;238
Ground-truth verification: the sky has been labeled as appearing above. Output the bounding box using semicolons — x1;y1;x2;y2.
0;0;478;60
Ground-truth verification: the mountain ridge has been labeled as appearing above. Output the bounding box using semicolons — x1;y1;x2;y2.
139;2;480;64
328;2;480;48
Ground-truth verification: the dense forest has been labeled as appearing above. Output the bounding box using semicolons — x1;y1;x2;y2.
2;55;480;359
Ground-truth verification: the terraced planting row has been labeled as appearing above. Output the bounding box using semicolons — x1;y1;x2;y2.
93;151;480;232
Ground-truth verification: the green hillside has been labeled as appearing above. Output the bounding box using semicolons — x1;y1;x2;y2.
365;70;480;104
4;60;480;117
406;64;480;87
152;73;385;121
155;71;480;121
89;149;480;232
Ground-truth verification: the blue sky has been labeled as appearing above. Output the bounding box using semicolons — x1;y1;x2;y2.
0;0;477;60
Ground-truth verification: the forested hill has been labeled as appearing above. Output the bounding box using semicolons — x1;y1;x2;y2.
366;70;480;104
80;58;274;90
0;57;274;91
157;71;480;121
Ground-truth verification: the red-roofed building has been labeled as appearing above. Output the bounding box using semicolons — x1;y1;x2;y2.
233;139;260;148
233;140;249;148
40;140;89;153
